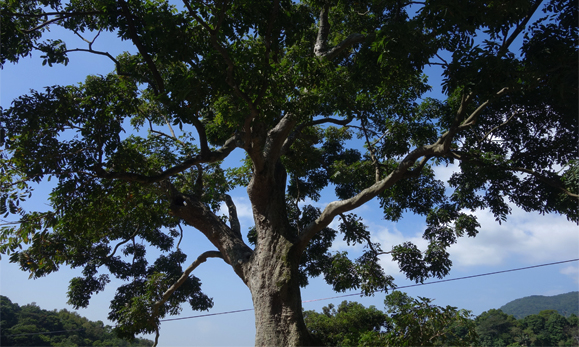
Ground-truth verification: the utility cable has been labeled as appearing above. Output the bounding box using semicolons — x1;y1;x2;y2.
4;258;577;334
160;258;579;322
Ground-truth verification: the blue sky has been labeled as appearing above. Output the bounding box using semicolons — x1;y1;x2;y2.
1;22;578;347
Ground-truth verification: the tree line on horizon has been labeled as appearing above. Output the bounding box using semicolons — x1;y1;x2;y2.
3;292;577;346
0;296;153;347
303;292;579;346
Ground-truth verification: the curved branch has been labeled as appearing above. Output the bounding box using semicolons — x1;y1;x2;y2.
64;48;129;76
93;133;242;183
298;144;437;252
106;228;140;258
151;250;223;317
190;115;209;156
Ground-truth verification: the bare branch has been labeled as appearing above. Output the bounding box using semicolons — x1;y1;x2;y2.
314;4;331;57
222;194;241;238
190;114;209;156
107;228;140;258
23;16;65;32
64;48;129;76
176;224;184;250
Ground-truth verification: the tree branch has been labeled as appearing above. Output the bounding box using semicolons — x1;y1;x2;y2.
93;133;242;183
479;109;519;143
151;250;223;317
448;151;579;199
64;48;130;76
264;112;298;164
7;11;105;18
118;0;165;94
221;194;241;238
106;228;140;258
190;114;209;156
298;144;437;251
281;116;353;154
499;0;543;55
314;4;365;60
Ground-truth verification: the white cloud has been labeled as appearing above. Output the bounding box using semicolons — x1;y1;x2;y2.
218;196;254;220
432;162;460;184
449;206;579;268
370;225;428;277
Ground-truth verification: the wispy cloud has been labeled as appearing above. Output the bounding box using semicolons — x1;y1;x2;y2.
560;264;579;285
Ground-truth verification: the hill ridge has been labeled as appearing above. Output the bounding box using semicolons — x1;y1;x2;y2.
499;291;579;319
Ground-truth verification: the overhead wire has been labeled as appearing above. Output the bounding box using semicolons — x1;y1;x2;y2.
160;258;579;322
5;258;577;336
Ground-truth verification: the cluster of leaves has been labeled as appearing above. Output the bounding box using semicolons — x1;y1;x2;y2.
0;295;154;346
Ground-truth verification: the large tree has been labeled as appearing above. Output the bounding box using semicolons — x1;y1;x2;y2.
1;0;577;345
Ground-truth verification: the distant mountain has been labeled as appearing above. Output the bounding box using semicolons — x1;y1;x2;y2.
500;291;579;319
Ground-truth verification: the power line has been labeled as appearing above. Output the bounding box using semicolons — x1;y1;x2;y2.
4;258;576;332
160;258;579;322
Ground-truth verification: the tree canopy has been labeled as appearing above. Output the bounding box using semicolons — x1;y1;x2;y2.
1;0;577;344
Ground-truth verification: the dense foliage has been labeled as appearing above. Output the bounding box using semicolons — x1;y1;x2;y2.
0;296;153;347
304;291;478;346
475;309;579;347
304;294;579;347
1;0;577;344
500;291;579;319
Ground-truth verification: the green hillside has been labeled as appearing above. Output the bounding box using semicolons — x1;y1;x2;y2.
500;292;579;319
1;296;153;346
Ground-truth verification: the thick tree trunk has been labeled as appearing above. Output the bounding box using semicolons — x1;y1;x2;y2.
246;238;316;346
243;160;319;346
